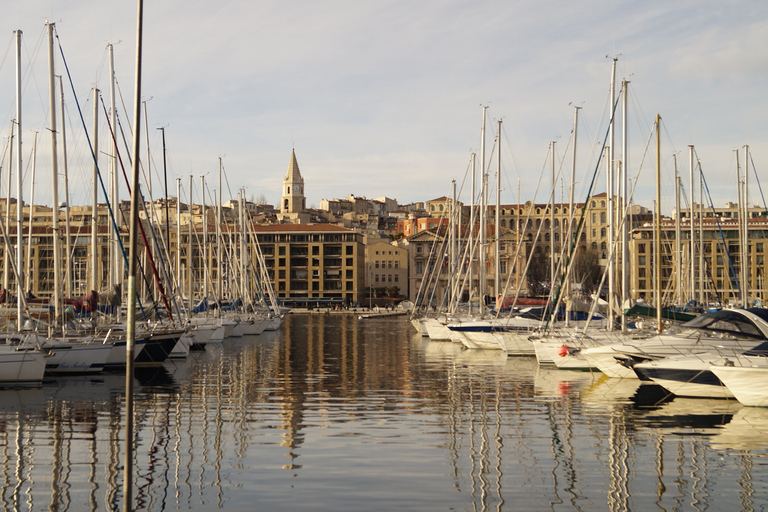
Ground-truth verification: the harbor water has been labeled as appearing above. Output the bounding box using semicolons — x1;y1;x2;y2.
1;313;767;511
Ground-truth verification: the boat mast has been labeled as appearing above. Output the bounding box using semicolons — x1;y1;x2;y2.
14;29;23;332
688;145;695;305
201;174;208;305
176;177;181;302
607;57;617;330
743;145;750;306
674;155;682;307
217;157;223;313
698;172;704;307
124;0;144;506
469;152;476;309
450;179;457;306
655;114;662;332
620;80;629;332
47;23;63;329
91;87;99;293
57;75;73;298
566;106;579;328
479;106;487;316
188;175;193;311
109;43;119;292
495;120;501;297
550;140;556;299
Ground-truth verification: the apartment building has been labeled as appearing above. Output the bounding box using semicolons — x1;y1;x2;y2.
250;223;365;306
365;241;408;298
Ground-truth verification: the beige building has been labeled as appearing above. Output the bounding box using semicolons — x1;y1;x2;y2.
365;241;408;298
251;223;365;306
631;205;768;307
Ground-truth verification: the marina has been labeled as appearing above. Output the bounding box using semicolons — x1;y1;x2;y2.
0;314;766;511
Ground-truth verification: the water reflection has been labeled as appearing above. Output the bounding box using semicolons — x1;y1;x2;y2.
0;315;764;510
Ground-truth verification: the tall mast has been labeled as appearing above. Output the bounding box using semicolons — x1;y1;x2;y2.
743;145;750;306
217;157;223;310
655;114;662;332
450;179;457;305
15;30;23;331
176;177;181;302
469;153;476;310
550;140;556;296
479;106;487;316
495;120;501;297
57;75;73;298
109;43;119;290
48;23;62;328
188;175;193;310
123;0;145;506
566;106;579;327
674;156;682;307
90;87;99;292
607;57;617;330
698;173;704;306
239;189;246;302
688;145;695;304
201;174;208;304
620;80;629;332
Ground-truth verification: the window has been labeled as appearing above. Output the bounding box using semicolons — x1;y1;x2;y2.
394;261;399;269
375;261;380;268
279;246;286;255
279;258;286;267
416;261;424;274
279;269;286;279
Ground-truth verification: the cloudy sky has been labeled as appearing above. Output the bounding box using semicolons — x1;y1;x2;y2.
1;1;766;214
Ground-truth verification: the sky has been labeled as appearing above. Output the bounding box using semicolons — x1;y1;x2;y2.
0;1;767;215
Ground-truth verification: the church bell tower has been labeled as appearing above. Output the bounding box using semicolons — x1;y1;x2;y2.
281;149;306;214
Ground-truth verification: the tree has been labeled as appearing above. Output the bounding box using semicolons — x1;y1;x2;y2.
526;248;550;297
570;247;601;294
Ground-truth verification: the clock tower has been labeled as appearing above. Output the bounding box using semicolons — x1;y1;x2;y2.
281;149;306;214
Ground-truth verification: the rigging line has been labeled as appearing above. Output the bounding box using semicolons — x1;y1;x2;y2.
0;34;13;79
100;95;174;321
53;30;142;308
748;153;768;218
20;27;49;122
695;152;740;300
546;90;622;330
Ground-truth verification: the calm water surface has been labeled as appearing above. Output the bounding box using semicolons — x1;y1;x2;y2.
0;314;767;511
